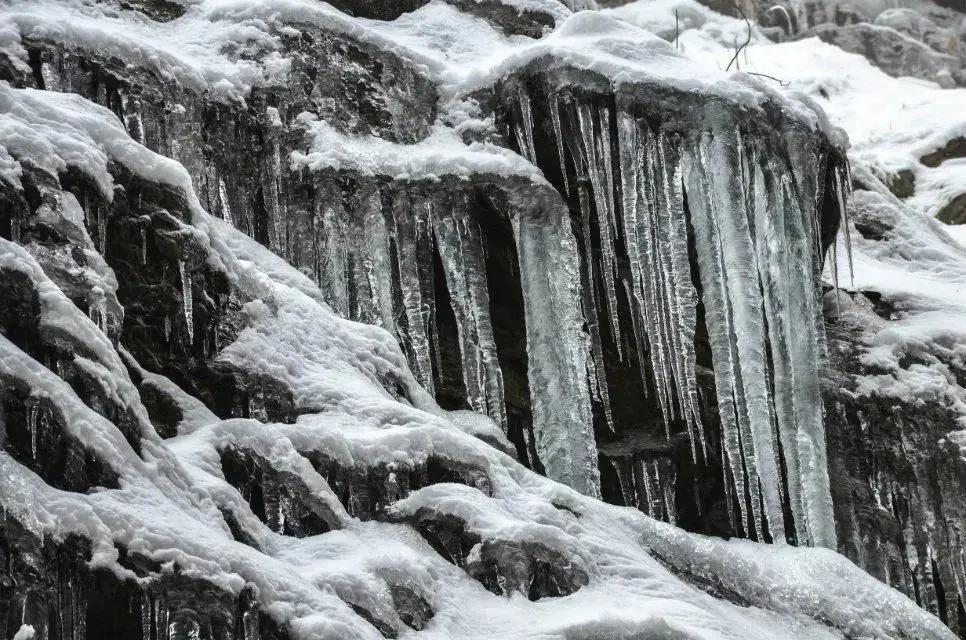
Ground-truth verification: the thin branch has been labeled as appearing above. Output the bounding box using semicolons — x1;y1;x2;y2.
746;71;790;87
726;1;752;72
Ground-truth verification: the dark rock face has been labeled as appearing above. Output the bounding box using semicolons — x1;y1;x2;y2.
393;504;590;600
922;137;966;169
820;180;966;637
308;452;493;520
825;306;966;633
219;445;344;537
0;514;289;640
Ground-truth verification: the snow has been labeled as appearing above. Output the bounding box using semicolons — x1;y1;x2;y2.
291;116;546;183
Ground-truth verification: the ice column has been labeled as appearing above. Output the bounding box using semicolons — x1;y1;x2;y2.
511;192;600;497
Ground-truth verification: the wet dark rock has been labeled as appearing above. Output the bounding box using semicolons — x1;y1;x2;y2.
326;0;557;37
466;540;590;600
389;585;434;630
0;513;291;640
114;0;188;21
922;137;966;168
937;192;966;225
887;168;916;200
135;376;185;439
217;505;264;550
0;374;121;493
346;602;401;639
395;506;589;600
821;222;966;635
218;445;343;537
306;451;493;520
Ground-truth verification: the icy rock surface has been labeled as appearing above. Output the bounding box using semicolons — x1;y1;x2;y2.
0;0;962;638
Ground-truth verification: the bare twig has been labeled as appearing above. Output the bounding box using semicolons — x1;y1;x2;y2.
726;1;752;72
747;71;790;86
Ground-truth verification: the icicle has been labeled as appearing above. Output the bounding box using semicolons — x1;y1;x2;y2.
416;201;444;385
516;86;538;164
577;183;614;431
391;191;435;393
432;192;507;430
656;460;677;525
319;195;350;317
637;458;655;518
722;444;736;532
218;178;234;227
655;134;704;459
834;163;854;285
635;126;677;432
97;206;107;254
140;227;147;265
123;93;145;145
511;191;600;497
684;132;759;539
616;110;703;454
28;400;38;459
363;188;396;335
41;61;61;91
88;286;107;333
576;102;622;358
179;261;194;343
610;457;635;507
549;94;570;195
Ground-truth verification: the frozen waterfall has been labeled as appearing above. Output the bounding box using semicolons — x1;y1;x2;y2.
506;85;843;548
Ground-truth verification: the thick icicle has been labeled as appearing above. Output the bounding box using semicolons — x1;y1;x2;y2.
317;193;350;317
363;189;396;336
655;134;704;459
179;260;194;343
834;163;854;285
700;127;785;541
432;193;507;429
218;178;235;228
684;134;760;538
28;400;38;459
512;191;600;497
390;190;435;393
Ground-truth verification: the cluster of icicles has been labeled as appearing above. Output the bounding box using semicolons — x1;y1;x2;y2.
512;84;851;548
255;82;851;548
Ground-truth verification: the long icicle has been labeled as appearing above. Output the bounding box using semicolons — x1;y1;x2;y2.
577;102;623;359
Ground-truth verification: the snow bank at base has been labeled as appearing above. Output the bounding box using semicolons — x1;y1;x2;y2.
0;82;956;639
